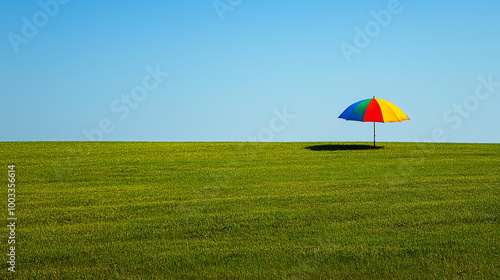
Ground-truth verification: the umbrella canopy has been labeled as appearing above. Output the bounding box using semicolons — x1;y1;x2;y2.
338;97;409;146
339;97;409;122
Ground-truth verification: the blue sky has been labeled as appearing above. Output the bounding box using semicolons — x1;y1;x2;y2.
1;0;499;142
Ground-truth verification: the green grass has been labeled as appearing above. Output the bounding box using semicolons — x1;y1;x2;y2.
1;142;499;279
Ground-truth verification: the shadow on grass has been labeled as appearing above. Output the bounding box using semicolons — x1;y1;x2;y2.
304;144;384;151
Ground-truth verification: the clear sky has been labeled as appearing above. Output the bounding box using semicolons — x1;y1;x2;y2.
1;0;499;142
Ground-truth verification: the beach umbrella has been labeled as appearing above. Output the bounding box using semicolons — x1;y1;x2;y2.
338;97;409;146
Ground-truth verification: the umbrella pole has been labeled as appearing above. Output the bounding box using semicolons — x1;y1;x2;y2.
373;96;376;147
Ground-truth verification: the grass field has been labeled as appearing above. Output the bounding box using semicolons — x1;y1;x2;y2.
1;142;499;279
